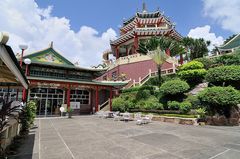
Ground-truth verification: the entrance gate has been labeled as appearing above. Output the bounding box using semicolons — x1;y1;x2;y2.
29;88;64;116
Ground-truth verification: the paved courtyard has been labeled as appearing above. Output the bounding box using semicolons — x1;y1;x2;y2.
10;116;240;159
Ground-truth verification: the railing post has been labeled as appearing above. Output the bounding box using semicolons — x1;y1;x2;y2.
149;69;152;77
133;79;136;87
139;77;141;84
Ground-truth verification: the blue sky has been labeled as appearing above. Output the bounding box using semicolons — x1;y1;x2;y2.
1;0;239;67
35;0;231;38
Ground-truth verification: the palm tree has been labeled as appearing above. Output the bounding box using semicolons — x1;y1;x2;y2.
148;46;168;86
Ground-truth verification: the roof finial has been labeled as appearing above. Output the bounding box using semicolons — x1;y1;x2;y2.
50;41;53;48
142;2;147;13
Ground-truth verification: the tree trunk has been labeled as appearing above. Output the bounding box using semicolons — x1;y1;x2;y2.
180;54;183;65
157;65;161;88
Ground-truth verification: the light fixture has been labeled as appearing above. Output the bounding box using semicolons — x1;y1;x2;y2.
19;44;28;50
34;95;38;100
24;58;31;65
0;32;9;44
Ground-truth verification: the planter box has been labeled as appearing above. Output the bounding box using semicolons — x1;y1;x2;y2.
152;116;197;125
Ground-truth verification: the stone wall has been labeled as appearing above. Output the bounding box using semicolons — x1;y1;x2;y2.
0;118;21;151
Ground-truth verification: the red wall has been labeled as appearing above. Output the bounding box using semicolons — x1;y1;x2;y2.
97;59;174;86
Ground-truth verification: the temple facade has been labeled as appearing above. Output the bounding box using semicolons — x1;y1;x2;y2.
0;43;127;116
97;4;182;87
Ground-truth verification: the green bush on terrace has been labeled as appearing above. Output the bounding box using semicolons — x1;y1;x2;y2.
205;65;240;89
197;86;240;118
178;61;207;86
160;79;190;96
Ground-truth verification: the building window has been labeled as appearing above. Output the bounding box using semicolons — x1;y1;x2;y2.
70;89;90;105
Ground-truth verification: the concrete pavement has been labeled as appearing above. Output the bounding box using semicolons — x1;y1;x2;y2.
8;116;240;159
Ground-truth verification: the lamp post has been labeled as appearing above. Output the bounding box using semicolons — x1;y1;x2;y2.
22;58;31;102
19;44;28;68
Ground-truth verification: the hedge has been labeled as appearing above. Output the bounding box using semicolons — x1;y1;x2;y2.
197;86;240;118
205;65;240;89
160;79;190;96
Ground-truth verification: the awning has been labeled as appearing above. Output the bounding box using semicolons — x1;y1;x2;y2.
0;33;28;89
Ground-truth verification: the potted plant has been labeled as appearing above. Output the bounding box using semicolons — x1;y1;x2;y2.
196;107;206;125
67;107;73;118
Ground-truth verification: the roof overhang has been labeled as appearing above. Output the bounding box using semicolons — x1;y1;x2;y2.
0;35;28;89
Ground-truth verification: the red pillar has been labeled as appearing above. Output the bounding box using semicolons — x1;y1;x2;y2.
22;89;26;102
166;48;171;56
95;86;99;112
109;87;112;111
134;34;139;54
67;84;70;109
180;54;183;65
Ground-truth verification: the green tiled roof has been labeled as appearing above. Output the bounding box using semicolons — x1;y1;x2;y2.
23;47;74;66
219;34;240;50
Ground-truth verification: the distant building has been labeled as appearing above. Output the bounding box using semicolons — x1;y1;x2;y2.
97;3;182;88
218;34;240;54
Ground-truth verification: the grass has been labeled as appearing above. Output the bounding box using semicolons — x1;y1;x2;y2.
141;112;198;118
159;113;198;118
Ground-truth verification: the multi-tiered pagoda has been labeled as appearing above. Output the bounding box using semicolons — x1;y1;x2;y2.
97;3;182;88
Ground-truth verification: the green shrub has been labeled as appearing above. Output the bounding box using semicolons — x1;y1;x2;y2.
121;86;140;93
194;57;215;69
185;95;201;109
112;97;134;112
143;96;163;110
22;100;37;131
178;61;204;71
178;61;207;86
205;65;240;89
214;49;240;66
160;79;190;96
179;101;192;113
136;90;151;100
197;86;240;118
196;108;206;118
167;101;180;110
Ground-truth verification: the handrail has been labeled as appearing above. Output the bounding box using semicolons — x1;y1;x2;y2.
99;99;109;110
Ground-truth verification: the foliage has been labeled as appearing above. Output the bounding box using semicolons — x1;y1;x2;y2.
194;57;215;69
196;108;206;118
197;86;240;118
214;49;240;66
144;74;178;86
22;100;37;131
178;61;207;86
142;97;164;110
205;65;240;89
160;79;190;96
160;114;197;118
179;101;192;114
185;95;201;109
178;61;204;71
112;96;134;112
167;101;180;110
136;90;151;100
121;86;140;93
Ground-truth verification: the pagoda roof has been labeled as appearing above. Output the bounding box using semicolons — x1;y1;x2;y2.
111;28;182;46
218;34;240;50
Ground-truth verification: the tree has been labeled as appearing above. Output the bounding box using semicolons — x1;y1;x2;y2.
181;37;210;60
149;46;168;86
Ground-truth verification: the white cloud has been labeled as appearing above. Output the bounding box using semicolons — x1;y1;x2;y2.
202;0;240;33
188;25;224;50
0;0;117;67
